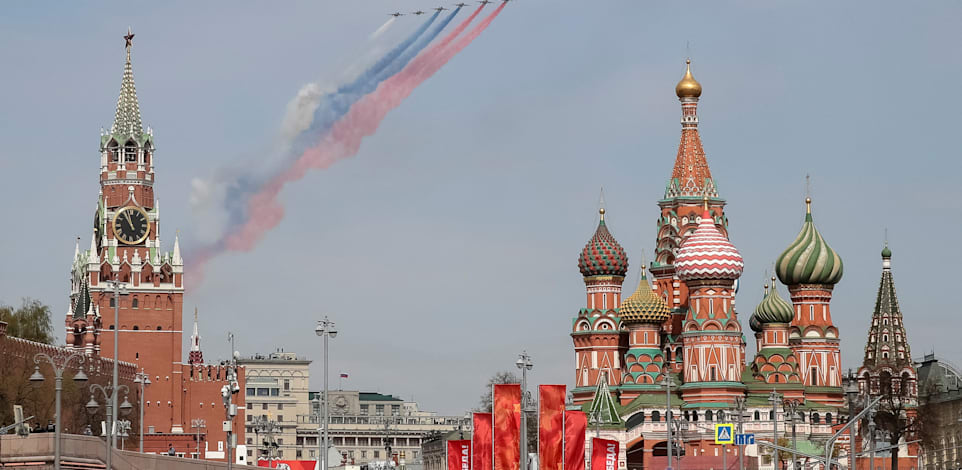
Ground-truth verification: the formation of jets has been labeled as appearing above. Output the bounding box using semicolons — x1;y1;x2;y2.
390;0;511;16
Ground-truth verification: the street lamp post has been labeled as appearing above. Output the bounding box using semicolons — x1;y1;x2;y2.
783;399;800;470
516;351;533;470
106;278;128;451
734;397;747;470
316;317;338;470
867;405;876;470
30;351;88;470
87;383;132;470
843;373;859;470
222;342;240;470
191;419;206;459
133;369;151;453
768;390;782;470
661;366;674;469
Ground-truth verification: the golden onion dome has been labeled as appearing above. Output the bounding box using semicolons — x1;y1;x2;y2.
619;273;671;324
675;59;702;98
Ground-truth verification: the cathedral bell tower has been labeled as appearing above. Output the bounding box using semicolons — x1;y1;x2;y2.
67;30;187;434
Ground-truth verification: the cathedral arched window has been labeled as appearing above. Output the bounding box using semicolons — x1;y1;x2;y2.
705;410;713;421
754;411;760;421
811;413;820;424
651;411;660;422
717;411;725;421
825;412;833;424
124;140;137;162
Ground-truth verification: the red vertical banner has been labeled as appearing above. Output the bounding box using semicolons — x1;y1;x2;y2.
448;440;472;470
473;413;493;470
564;411;587;470
538;385;566;470
493;384;521;470
589;438;619;470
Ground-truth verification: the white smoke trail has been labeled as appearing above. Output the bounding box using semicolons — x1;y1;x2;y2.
370;17;396;39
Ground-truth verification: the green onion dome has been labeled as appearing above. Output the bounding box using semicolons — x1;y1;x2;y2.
749;311;763;333
775;198;843;285
753;278;795;326
619;272;671;324
578;208;629;277
881;244;892;258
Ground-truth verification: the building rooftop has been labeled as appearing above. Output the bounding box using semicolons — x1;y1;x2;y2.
359;392;403;402
238;349;311;364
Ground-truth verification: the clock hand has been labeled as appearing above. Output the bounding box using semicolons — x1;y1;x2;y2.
125;211;135;231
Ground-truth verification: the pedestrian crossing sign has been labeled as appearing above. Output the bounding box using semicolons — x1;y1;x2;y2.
714;423;734;444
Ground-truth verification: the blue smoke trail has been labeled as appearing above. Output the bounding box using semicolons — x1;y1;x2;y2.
290;7;462;153
212;10;458;242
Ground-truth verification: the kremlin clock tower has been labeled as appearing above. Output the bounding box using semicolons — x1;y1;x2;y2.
64;32;243;459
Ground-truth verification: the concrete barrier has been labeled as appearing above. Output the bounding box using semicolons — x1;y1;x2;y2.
1;433;238;469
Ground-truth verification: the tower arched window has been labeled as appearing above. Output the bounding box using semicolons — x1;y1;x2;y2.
132;297;138;309
107;140;119;162
124;141;137;162
133;325;139;330
883;334;888;342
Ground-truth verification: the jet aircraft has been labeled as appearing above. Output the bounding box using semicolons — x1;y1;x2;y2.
434;6;448;11
454;2;469;6
389;11;404;16
411;10;426;15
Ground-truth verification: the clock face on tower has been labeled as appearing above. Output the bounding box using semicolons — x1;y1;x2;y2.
112;206;150;245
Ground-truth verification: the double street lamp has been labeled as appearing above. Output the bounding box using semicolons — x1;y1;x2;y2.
316;317;337;470
106;278;128;451
133;369;151;453
87;383;133;470
516;351;533;470
29;351;88;470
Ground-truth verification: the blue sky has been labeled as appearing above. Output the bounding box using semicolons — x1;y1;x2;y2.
1;1;960;415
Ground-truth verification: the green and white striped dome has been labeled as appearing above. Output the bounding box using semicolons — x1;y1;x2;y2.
751;279;795;328
776;198;843;285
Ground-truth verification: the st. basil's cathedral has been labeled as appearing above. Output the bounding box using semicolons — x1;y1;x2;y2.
570;61;920;469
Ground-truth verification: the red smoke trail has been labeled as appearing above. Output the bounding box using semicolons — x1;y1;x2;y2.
223;3;505;253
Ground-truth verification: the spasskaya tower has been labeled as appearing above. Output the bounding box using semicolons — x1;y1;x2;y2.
66;29;187;434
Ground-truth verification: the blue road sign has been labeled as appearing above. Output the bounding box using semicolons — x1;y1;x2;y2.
714;423;734;444
734;433;755;445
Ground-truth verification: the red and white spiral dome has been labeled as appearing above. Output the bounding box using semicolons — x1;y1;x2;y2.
675;209;744;280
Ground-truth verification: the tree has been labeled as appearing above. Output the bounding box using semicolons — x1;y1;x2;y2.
476;371;538;454
477;371;520;412
0;298;55;344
